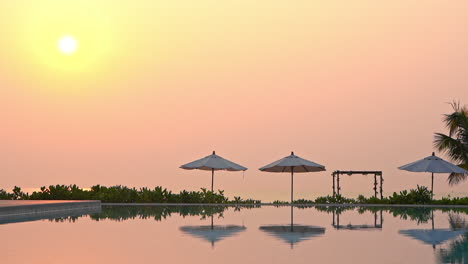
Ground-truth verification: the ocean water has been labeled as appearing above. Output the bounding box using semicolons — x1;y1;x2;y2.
2;205;468;264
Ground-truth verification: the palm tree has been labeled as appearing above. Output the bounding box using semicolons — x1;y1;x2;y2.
434;101;468;185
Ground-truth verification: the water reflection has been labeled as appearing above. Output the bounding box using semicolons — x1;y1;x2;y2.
89;205;231;222
331;208;383;230
400;211;465;250
180;216;246;248
400;229;464;249
0;207;101;225
314;206;459;227
4;205;468;264
438;236;468;263
259;206;325;248
433;213;468;263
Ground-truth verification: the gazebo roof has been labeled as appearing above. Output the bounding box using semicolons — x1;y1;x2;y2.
332;170;382;175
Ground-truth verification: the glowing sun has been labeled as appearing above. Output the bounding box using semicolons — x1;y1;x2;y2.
58;36;78;55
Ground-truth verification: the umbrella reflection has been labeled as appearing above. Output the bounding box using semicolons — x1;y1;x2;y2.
180;215;246;248
399;211;465;250
400;229;465;249
259;206;325;248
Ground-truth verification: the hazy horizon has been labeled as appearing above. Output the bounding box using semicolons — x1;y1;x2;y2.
1;0;468;201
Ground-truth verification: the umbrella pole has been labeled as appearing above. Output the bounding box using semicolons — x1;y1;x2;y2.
431;210;435;251
211;168;215;192
431;172;434;200
431;210;434;230
291;205;293;231
291;167;294;204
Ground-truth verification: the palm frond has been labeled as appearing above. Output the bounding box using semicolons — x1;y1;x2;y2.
447;172;468;186
434;133;468;163
443;101;468;137
448;213;468;229
434;102;468;185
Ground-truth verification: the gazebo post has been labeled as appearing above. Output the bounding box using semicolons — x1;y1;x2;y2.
332;210;336;226
374;174;378;198
337;173;340;196
332;172;336;196
380;174;383;199
336;212;340;229
380;209;383;226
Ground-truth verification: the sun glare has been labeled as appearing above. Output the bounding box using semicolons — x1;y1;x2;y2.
58;36;78;55
24;3;115;76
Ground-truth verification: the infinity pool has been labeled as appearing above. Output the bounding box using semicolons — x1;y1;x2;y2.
2;205;468;264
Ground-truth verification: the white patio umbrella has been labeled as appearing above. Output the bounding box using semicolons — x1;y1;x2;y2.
398;152;468;198
259;152;326;203
180;151;247;192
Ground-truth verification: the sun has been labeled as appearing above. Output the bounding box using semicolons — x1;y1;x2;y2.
58;36;78;55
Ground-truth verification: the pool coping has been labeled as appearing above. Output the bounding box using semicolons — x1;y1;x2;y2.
0;200;101;217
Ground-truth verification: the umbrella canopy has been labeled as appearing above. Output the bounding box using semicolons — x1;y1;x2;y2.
399;152;468;174
259;152;326;173
399;229;465;248
398;152;468;198
259;152;325;203
180;151;247;192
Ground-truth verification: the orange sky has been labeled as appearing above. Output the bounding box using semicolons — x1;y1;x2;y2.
1;0;468;201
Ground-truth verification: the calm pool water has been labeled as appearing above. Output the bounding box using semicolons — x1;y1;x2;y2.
2;205;468;264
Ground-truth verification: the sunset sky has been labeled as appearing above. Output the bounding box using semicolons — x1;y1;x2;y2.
1;0;468;201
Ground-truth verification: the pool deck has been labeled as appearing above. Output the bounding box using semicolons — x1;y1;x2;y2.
0;200;101;221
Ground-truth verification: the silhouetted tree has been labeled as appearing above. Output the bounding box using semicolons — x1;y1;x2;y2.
434;101;468;185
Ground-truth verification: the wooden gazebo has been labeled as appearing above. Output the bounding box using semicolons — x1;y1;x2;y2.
332;170;384;199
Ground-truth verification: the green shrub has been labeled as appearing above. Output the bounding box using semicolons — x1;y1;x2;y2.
11;186;28;200
293;199;314;204
230;196;261;204
272;200;289;205
0;189;12;200
314;194;356;204
4;184;468;205
356;195;389;204
1;185;260;204
433;196;468;206
388;186;432;204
